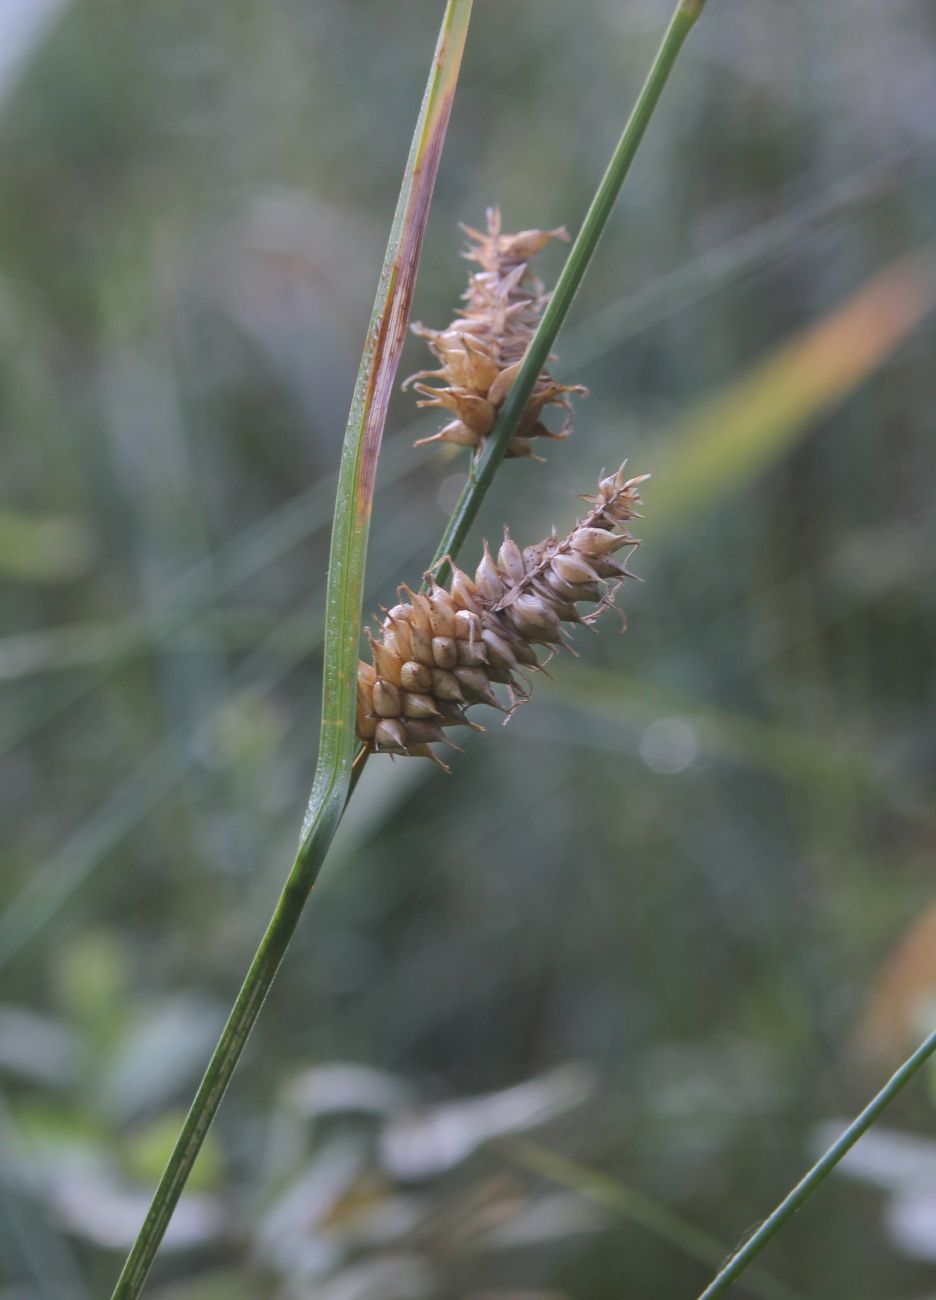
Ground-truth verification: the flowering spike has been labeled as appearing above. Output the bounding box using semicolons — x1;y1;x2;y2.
405;209;586;459
356;466;645;764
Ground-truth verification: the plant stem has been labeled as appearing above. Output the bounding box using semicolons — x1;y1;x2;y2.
507;1139;798;1300
430;0;706;587
696;1023;936;1299
108;3;473;1293
109;874;310;1300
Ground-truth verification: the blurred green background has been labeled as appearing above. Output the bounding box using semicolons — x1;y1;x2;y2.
2;1;936;1297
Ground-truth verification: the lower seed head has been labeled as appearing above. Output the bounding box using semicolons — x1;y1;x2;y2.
356;465;644;764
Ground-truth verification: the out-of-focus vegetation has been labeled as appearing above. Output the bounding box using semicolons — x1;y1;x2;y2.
1;2;935;1298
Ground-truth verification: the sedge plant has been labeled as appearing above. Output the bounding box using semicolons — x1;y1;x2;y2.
109;1;707;1294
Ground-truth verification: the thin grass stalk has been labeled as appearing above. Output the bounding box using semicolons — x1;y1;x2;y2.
108;4;473;1294
696;1023;936;1299
430;0;707;588
506;1140;798;1300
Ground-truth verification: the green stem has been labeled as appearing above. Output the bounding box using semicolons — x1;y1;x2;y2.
696;1023;936;1299
430;0;706;587
108;872;312;1300
507;1139;798;1300
109;3;473;1294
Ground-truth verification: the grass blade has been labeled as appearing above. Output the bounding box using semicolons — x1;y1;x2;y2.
695;1024;936;1298
108;5;473;1294
302;0;473;848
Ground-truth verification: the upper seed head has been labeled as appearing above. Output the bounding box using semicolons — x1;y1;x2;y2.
407;208;586;460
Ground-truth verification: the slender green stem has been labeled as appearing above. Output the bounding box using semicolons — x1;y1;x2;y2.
108;4;473;1294
696;1023;936;1299
507;1139;798;1300
109;878;312;1300
430;0;706;587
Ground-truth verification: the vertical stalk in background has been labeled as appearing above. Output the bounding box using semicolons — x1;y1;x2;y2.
695;1023;936;1299
109;3;473;1296
430;0;707;586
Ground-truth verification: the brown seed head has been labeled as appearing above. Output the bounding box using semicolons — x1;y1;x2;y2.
356;465;647;769
405;207;587;460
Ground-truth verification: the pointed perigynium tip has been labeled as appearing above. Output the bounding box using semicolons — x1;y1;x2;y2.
356;466;645;766
406;208;586;460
